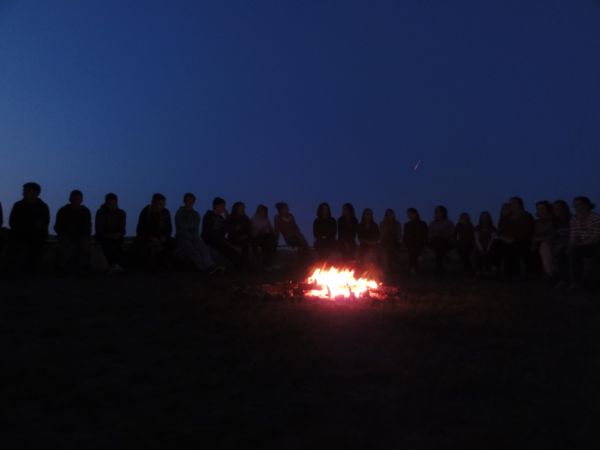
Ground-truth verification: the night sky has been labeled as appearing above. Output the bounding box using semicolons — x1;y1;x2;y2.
1;0;599;235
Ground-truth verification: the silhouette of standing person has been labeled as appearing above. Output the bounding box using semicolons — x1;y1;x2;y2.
337;203;358;261
8;182;50;272
95;193;127;273
403;208;428;274
54;190;92;274
313;202;337;259
135;193;174;269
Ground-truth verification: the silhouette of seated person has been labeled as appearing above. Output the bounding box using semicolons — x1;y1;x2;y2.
403;208;428;274
551;201;571;286
201;197;243;270
226;201;252;265
8;182;50;272
454;212;476;273
54;190;92;273
379;208;402;274
174;193;219;273
498;197;534;278
0;201;5;257
95;193;126;272
568;196;600;290
313;202;337;259
474;212;499;276
357;208;380;264
337;203;358;261
429;205;455;275
532;201;555;279
135;193;174;268
274;202;309;260
251;204;278;270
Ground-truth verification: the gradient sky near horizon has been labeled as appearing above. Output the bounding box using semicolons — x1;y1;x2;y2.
1;0;599;234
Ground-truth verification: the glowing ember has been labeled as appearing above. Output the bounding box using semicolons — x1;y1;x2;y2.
305;266;380;300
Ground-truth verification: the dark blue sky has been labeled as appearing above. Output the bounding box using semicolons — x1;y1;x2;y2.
1;0;599;234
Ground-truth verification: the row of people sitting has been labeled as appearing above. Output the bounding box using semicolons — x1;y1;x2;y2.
0;184;281;274
1;183;599;289
403;197;599;291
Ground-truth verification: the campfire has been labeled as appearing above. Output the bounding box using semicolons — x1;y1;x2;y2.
234;264;399;302
305;266;380;300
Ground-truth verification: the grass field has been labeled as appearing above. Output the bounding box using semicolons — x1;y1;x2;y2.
2;270;599;449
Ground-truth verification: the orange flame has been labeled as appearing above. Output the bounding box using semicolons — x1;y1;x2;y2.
305;266;380;299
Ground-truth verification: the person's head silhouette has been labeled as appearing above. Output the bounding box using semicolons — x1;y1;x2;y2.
22;182;42;202
183;193;196;209
104;193;119;210
69;190;83;206
151;193;166;212
212;197;226;215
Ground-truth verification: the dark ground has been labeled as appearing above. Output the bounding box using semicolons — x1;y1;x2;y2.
1;270;599;450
